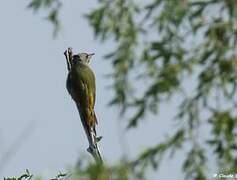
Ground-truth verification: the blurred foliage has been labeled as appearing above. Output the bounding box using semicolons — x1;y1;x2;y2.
28;0;61;37
4;169;33;180
4;159;137;180
28;0;237;179
72;158;133;180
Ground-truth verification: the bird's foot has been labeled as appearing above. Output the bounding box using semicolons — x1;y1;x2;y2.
87;147;93;154
96;136;103;142
87;144;96;154
87;145;103;163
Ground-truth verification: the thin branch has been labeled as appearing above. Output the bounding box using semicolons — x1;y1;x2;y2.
63;47;73;71
0;121;36;173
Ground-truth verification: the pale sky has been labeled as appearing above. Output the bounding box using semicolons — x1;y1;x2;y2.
0;1;184;179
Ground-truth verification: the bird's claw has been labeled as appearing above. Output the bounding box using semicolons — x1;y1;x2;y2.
87;147;93;154
96;136;103;142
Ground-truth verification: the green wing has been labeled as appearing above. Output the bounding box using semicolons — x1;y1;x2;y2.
67;63;96;127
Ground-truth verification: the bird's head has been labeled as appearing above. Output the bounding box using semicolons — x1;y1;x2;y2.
73;53;95;65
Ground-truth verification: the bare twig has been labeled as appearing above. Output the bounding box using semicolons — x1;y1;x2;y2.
63;47;73;71
87;133;103;164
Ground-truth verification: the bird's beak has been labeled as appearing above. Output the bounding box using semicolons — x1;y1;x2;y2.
89;53;95;56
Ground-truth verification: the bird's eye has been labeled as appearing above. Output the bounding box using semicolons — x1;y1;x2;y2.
86;54;89;58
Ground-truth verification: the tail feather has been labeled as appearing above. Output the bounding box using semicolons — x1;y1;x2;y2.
94;112;98;125
76;104;103;163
